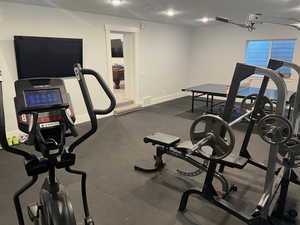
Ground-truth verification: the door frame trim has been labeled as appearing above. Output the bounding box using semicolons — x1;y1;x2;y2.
105;24;141;104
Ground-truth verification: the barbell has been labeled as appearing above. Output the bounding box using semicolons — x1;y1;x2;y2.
188;94;274;161
190;114;235;160
240;94;274;121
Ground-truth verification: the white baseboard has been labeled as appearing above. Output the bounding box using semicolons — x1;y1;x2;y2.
7;130;23;138
75;112;113;124
75;113;92;125
143;92;188;107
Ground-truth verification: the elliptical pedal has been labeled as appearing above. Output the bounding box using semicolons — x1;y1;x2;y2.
27;203;40;222
85;217;95;225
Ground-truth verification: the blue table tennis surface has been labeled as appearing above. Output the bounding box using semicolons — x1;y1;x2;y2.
182;83;292;100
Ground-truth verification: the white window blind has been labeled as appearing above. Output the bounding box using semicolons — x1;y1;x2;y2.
245;40;296;77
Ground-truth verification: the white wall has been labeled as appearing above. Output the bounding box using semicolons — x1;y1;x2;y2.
188;24;300;92
0;2;192;134
140;22;192;100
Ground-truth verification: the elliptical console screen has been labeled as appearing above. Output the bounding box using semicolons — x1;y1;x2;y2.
24;89;63;107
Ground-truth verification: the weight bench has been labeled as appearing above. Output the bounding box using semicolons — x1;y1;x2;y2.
135;132;247;196
144;132;181;147
141;132;248;169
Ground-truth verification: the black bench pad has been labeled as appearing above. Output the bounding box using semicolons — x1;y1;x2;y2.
174;141;194;154
144;132;181;147
221;154;248;169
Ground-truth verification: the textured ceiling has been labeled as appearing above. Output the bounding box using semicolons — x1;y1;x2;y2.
1;0;300;26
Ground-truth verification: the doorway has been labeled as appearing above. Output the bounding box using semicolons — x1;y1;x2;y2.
105;25;141;114
110;33;128;103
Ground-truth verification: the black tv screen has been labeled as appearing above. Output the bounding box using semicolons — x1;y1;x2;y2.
111;39;123;58
14;36;83;79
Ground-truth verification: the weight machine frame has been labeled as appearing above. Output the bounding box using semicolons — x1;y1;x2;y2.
179;63;289;224
219;59;300;184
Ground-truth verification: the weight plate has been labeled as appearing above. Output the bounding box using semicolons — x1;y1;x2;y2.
277;152;300;168
277;137;300;168
279;138;300;156
240;94;274;120
257;114;292;144
190;115;235;160
240;94;257;114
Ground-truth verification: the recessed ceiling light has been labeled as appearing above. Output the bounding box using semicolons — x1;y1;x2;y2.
196;17;215;23
166;9;175;17
162;9;180;17
290;5;300;11
111;0;122;6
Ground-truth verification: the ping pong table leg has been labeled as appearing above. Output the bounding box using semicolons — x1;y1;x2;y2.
211;95;214;113
192;92;195;113
206;94;209;109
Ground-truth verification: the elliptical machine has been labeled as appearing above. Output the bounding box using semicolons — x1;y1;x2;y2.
0;64;116;225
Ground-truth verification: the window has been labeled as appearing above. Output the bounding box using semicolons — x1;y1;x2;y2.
245;40;296;77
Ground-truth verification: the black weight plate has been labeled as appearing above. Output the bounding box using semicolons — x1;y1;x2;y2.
190;115;235;160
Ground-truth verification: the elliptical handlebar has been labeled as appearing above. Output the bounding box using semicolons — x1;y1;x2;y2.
82;69;116;115
74;64;116;115
67;64;116;153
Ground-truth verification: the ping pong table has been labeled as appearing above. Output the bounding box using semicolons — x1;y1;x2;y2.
182;83;293;113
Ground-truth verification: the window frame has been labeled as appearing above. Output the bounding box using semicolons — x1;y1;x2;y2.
245;39;297;78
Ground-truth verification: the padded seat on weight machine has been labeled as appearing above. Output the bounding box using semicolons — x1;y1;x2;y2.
144;132;181;147
220;154;248;169
174;141;195;154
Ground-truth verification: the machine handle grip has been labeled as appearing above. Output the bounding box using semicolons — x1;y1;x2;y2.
62;109;78;137
215;17;229;23
68;64;116;153
81;68;116;115
25;112;39;145
74;64;116;116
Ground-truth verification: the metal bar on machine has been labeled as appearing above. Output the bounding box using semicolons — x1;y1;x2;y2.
253;66;287;217
229;110;252;127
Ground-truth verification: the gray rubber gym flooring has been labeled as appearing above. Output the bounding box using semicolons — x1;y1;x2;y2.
0;96;299;225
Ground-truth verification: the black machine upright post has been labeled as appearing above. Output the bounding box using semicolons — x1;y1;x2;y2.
222;64;257;124
201;161;218;197
49;165;56;186
274;167;291;218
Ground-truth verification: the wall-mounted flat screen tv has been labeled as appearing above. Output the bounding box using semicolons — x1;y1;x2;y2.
111;39;123;58
14;36;83;79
